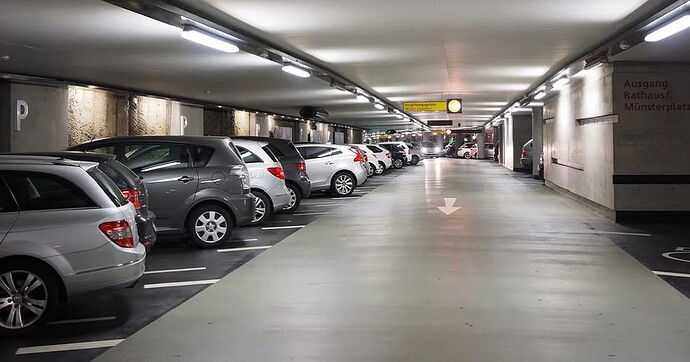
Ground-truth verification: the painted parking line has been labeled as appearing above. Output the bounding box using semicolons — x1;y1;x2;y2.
332;197;360;200
653;271;690;278
47;316;117;326
293;212;329;216
16;339;125;355
143;279;220;289
261;225;305;230
144;267;207;275
229;238;259;242
217;246;272;253
305;203;345;207
536;230;651;237
593;230;651;237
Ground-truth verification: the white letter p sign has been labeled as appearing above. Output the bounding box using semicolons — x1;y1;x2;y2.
15;100;28;131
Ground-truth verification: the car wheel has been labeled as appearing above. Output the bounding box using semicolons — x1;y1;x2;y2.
463;152;471;159
331;172;355;197
376;162;385;175
188;205;233;248
393;158;404;169
411;155;420;165
281;184;301;214
0;261;58;336
249;192;272;226
367;163;376;177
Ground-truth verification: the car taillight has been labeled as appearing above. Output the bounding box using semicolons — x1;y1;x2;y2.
267;167;285;179
296;162;306;173
99;220;134;248
351;148;364;162
121;188;142;211
407;149;411;155
521;150;529;158
386;152;391;159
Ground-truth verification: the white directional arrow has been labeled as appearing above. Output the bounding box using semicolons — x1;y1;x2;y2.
437;198;461;215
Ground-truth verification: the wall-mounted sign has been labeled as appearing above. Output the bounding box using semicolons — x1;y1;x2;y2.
427;120;453;127
447;99;462;113
403;101;447;113
15;100;28;131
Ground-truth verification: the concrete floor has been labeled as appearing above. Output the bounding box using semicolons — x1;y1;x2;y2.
97;159;690;362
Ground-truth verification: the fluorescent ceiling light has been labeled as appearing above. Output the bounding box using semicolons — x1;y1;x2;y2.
374;103;385;110
356;94;369;102
282;64;310;78
181;27;239;53
552;76;569;89
645;14;690;42
534;90;546;100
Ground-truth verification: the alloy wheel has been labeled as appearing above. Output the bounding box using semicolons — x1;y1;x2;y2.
367;164;375;177
286;188;298;210
334;174;353;195
253;195;267;223
194;211;228;243
375;163;385;175
0;271;48;330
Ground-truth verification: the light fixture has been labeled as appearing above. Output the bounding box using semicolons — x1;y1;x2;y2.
181;26;240;53
396;114;404;119
282;64;311;78
87;85;97;89
374;102;385;110
445;129;452;135
645;14;690;42
356;94;370;102
534;90;546;100
552;76;569;89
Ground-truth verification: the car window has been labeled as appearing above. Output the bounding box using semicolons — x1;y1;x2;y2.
421;142;435;148
0;178;18;213
486;144;494;149
236;146;263;163
366;145;383;153
4;171;97;211
300;146;335;159
97;162;131;189
124;144;191;173
261;146;279;162
87;167;128;207
265;143;286;158
192;146;215;167
81;145;116;155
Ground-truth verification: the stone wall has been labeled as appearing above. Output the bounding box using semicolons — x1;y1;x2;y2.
68;86;119;145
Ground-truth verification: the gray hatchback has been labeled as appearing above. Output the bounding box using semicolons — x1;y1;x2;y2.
69;136;255;248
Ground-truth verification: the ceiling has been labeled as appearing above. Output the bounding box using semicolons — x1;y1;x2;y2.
0;0;677;130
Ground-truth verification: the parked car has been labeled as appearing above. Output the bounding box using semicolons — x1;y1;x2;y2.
295;144;367;197
378;143;407;169
350;145;382;176
457;142;476;159
6;151;158;252
0;155;146;334
379;142;413;164
234;137;310;214
521;139;533;170
443;141;457;157
538;152;544;178
69;136;255;248
406;142;423;165
420;141;443;157
468;143;495;159
351;144;391;174
232;139;290;225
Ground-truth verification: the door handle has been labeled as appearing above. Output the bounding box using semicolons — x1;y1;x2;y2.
325;161;334;165
177;176;195;183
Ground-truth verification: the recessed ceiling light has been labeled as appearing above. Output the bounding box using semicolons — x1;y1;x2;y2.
374;103;385;110
181;26;240;53
645;14;690;42
281;64;311;78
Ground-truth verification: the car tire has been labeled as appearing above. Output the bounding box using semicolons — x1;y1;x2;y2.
188;205;234;248
249;191;272;226
392;158;404;169
281;183;302;214
376;162;385;175
463;152;471;159
410;155;420;165
0;260;59;336
367;163;377;177
331;172;355;197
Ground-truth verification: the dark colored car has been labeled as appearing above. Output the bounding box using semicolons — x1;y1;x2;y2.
378;143;407;169
7;151;158;251
69;136;255;248
235;136;310;213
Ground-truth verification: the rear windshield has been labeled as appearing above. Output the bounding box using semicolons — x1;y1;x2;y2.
366;145;383;153
87;167;128;207
98;160;137;189
262;146;279;162
421;142;435;148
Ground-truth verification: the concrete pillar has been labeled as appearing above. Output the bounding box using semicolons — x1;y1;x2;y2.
476;132;486;159
531;106;543;178
8;83;68;152
0;82;10;152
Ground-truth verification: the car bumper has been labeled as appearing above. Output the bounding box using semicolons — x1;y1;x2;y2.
520;158;533;169
60;243;146;296
136;211;157;251
296;176;311;198
269;185;291;212
354;167;368;186
229;192;256;226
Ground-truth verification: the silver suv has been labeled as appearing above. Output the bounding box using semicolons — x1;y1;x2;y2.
69;136;255;248
295;144;368;197
0;156;146;335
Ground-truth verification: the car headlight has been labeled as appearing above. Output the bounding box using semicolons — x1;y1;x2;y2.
421;147;428;153
434;147;441;152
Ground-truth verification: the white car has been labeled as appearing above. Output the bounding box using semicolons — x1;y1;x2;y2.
420;141;443;157
457;142;476;159
352;144;392;173
379;141;413;164
350;144;384;176
233;139;291;225
296;144;368;197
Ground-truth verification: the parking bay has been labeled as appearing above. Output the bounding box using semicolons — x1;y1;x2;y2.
1;173;401;361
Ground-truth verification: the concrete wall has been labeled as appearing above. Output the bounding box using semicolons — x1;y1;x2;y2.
9;83;69;152
612;63;690;216
129;96;170;136
180;105;204;136
68;86;119;145
543;64;615;210
501;113;531;170
0;83;10;152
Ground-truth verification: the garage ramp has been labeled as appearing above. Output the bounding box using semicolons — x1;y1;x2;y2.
98;159;690;362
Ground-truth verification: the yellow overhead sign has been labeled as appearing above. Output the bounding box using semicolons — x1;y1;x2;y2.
403;101;447;113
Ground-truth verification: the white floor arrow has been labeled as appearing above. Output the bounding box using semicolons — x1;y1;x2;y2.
437;198;461;215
